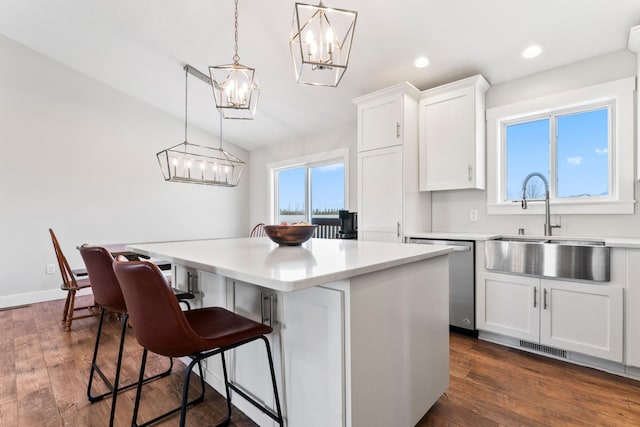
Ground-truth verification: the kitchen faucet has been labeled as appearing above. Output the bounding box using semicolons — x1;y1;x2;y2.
521;172;560;236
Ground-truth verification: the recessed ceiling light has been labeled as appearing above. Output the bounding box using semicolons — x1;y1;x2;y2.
414;56;430;68
521;44;543;59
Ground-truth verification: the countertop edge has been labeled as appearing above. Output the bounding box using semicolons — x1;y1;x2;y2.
405;232;640;248
127;243;454;292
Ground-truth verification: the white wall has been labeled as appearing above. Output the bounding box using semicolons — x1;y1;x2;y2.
248;124;357;227
0;34;249;306
431;49;640;238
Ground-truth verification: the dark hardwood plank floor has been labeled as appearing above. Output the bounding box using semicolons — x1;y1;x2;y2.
2;297;639;426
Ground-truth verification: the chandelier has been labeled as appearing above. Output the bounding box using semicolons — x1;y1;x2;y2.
157;65;246;187
289;1;357;87
209;0;260;119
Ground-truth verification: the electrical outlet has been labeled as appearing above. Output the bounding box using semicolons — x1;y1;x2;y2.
46;264;55;275
470;209;478;221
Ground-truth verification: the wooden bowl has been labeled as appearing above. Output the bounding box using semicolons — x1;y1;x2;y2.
263;225;317;246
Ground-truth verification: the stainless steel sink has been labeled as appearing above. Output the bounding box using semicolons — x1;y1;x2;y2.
485;238;610;281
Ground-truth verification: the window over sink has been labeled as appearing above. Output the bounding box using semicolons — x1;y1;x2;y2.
487;77;635;215
504;105;610;202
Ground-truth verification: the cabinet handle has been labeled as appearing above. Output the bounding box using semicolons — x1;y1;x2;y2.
396;122;400;138
543;288;548;310
468;165;472;181
260;292;271;326
397;222;401;238
533;287;537;308
186;271;195;293
270;294;278;327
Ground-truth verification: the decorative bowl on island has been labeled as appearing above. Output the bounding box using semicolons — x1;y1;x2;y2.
263;223;317;246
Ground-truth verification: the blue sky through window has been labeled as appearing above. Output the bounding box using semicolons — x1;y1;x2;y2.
505;107;609;201
277;162;345;222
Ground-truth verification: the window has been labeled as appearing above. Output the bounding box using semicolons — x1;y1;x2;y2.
504;105;610;202
486;77;635;215
270;149;349;224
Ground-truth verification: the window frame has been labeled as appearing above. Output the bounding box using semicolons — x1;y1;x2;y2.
486;77;635;215
500;101;614;204
268;148;350;224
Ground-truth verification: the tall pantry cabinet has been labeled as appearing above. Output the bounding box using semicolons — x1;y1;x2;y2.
354;82;430;242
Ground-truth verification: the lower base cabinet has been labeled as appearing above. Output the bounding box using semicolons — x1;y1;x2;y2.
477;271;623;362
192;273;345;427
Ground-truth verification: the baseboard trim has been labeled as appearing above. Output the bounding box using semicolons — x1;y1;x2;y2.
0;289;66;309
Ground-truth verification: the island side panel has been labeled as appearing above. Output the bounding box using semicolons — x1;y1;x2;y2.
349;255;449;427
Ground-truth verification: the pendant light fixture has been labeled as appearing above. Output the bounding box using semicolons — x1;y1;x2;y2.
157;65;246;187
209;0;260;120
289;1;357;87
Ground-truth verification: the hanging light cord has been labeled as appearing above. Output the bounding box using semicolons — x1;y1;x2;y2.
184;67;189;142
233;0;240;64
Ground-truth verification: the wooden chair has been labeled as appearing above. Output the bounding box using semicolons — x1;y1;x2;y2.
113;259;284;427
250;222;266;237
49;228;99;331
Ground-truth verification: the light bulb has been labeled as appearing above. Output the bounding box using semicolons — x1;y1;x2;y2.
326;27;334;55
305;30;315;44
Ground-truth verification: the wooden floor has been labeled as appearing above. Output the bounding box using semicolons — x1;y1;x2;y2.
2;297;640;427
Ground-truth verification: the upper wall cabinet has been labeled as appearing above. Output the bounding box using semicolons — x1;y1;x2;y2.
355;83;420;152
419;75;490;191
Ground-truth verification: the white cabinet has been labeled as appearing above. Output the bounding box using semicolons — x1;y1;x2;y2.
230;280;281;427
477;270;623;362
419;74;489;191
357;92;403;151
476;271;540;342
354;82;428;242
281;285;345;427
357;146;403;242
540;279;623;361
624;249;640;368
197;278;345;426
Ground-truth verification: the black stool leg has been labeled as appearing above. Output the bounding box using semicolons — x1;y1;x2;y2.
217;351;232;427
108;312;129;426
262;336;284;427
87;307;106;402
132;348;148;427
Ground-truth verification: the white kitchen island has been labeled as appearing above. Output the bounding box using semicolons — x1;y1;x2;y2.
127;237;451;427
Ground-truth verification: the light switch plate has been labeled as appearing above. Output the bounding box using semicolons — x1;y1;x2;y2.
470;210;478;221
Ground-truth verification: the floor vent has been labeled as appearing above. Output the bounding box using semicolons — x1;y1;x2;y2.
519;340;567;358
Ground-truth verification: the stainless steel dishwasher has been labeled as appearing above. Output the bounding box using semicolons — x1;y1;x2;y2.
407;238;476;333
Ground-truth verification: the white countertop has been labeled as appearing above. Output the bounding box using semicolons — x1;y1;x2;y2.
127;237;453;292
405;231;640;248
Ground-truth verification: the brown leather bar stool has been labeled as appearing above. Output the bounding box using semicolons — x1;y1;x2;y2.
79;246;173;427
113;259;284;427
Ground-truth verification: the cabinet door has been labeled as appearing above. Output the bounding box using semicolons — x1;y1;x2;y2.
357;146;403;242
419;86;476;191
625;250;640;367
198;272;229;389
540;279;623;362
281;286;345;427
231;280;282;427
476;271;539;341
357;94;402;151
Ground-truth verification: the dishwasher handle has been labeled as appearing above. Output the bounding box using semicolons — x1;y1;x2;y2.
407;239;472;252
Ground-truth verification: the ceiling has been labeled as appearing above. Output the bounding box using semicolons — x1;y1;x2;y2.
1;0;639;151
